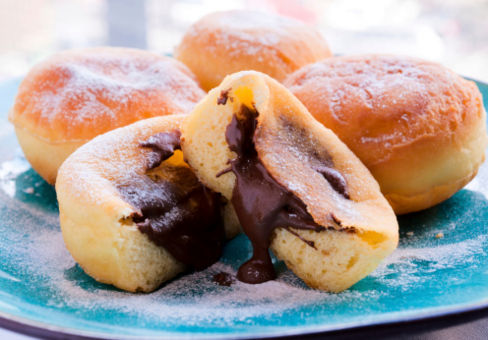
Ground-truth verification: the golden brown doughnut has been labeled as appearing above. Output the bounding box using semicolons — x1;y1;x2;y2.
181;71;398;292
9;47;205;184
285;55;488;214
56;115;239;293
175;10;332;91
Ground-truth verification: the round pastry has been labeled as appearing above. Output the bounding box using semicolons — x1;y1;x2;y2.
9;47;205;185
175;10;332;91
181;71;398;292
56;115;239;293
285;55;488;214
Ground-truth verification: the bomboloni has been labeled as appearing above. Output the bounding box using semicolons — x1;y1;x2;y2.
285;54;488;214
56;115;239;292
10;47;205;184
181;71;399;292
175;10;332;91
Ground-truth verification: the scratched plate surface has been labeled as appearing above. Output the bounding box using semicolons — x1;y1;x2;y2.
0;78;487;339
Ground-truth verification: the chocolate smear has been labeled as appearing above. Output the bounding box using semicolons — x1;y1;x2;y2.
117;132;225;270
217;88;232;105
213;272;235;286
225;106;335;284
314;165;350;199
285;227;316;249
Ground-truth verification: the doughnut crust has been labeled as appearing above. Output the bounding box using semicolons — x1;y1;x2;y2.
285;55;488;214
56;115;239;292
175;10;332;91
10;47;205;184
181;71;399;292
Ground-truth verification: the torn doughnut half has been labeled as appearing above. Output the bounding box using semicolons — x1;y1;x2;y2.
56;115;239;292
181;71;399;292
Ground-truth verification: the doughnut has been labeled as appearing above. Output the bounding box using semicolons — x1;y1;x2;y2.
181;71;399;292
285;55;488;214
9;47;205;184
175;10;332;91
56;115;239;292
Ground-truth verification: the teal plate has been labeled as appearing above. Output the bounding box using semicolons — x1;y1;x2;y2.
0;78;487;339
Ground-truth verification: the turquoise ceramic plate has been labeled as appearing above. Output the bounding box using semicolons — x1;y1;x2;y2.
0;78;487;339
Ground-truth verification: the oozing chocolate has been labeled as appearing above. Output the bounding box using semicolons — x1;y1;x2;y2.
224;106;349;284
118;132;225;270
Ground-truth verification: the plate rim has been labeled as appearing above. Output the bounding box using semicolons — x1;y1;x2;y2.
0;300;487;340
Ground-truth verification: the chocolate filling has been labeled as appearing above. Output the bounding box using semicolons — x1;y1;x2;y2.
142;131;182;170
314;165;350;199
118;132;225;270
223;106;349;284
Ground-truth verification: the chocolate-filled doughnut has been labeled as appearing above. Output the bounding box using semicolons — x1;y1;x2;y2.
181;71;398;292
175;10;332;91
56;115;239;292
285;55;487;214
10;47;205;184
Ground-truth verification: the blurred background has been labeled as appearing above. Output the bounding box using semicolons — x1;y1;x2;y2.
0;0;487;82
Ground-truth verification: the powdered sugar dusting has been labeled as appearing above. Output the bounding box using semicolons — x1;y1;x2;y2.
0;156;31;197
285;55;474;165
56;118;165;206
371;234;487;290
0;156;378;324
188;11;310;57
54;263;362;325
4;197;486;327
1;153;488;334
0;177;372;324
15;48;204;141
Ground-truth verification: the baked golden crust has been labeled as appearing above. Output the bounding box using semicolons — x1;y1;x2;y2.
285;54;488;214
56;115;239;293
175;10;332;91
10;47;205;184
181;71;398;292
13;128;81;184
